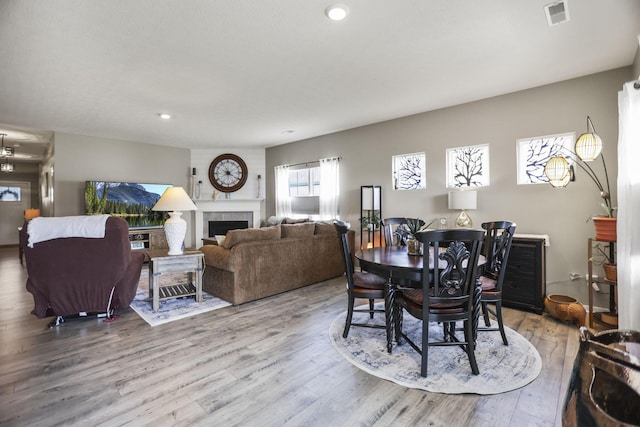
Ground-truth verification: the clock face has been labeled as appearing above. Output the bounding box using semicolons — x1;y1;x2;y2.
208;153;248;193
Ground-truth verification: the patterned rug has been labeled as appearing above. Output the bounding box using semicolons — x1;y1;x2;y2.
329;304;542;394
129;268;231;327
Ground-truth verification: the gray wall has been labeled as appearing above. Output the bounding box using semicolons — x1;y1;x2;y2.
52;132;193;244
266;67;633;284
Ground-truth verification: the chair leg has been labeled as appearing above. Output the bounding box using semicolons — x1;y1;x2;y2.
464;319;480;375
343;295;355;338
369;299;375;319
495;301;508;346
481;301;491;327
421;318;430;377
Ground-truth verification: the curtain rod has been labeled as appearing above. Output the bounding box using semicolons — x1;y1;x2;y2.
288;156;341;168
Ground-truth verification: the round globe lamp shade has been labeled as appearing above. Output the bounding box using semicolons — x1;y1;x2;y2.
575;132;602;161
544;156;570;187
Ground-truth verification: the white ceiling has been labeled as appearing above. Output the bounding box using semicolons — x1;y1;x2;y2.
1;0;639;162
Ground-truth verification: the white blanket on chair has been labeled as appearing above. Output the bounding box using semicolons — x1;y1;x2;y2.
27;215;111;247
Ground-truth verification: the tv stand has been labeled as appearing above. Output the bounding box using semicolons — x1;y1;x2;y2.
128;228;168;252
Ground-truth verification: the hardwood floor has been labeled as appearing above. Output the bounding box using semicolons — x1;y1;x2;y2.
0;247;578;426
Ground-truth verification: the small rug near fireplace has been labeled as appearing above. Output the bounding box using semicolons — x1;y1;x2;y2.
129;269;231;327
329;304;542;395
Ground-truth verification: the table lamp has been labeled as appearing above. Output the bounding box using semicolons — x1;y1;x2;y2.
152;187;198;255
448;190;477;228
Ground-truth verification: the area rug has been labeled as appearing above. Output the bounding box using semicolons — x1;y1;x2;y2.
329;305;542;394
129;269;231;327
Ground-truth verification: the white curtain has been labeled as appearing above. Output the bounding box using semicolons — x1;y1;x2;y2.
274;164;291;218
319;157;340;220
617;81;640;330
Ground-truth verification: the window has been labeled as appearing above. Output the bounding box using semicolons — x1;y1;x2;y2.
392;152;426;190
446;144;490;188
516;132;575;185
289;166;320;197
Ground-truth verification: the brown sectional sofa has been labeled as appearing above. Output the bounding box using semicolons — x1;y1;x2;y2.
199;222;354;305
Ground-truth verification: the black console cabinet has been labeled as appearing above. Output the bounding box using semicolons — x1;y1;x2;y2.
502;236;546;314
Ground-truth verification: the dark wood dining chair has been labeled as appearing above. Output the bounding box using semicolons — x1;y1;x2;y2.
381;217;425;247
478;221;516;345
394;228;485;377
334;221;389;341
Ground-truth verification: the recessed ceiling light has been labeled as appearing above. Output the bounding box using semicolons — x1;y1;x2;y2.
158;113;172;120
325;4;349;21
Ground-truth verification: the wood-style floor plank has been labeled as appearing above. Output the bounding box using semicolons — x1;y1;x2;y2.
0;247;578;426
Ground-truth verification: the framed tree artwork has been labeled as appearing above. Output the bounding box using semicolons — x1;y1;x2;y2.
516;132;575;185
446;144;490;188
392;152;426;190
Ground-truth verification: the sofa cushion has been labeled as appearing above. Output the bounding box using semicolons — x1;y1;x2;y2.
314;222;337;235
281;223;315;238
223;226;281;249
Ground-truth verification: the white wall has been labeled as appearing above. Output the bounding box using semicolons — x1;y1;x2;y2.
266;67;632;284
190;148;265;202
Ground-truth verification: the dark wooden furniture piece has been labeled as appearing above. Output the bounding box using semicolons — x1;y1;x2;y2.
394;229;485;377
587;238;617;329
501;235;546;314
478;221;516;346
334;221;389;345
128;228;168;252
356;243;486;355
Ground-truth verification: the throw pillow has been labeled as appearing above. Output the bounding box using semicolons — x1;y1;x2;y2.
282;217;311;224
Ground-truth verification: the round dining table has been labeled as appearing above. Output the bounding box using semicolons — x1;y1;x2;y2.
355;245;486;353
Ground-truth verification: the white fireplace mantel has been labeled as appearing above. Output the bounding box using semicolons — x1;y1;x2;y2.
193;198;264;243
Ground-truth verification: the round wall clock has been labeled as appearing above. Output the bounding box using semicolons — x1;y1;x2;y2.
208;153;248;193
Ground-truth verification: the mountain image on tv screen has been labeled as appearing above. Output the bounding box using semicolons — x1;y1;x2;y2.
85;181;172;228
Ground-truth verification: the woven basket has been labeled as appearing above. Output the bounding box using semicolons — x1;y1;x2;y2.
545;294;586;326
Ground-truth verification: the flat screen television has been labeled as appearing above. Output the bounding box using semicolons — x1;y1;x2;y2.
85;181;173;229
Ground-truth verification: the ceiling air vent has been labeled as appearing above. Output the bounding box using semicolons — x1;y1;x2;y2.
545;1;570;26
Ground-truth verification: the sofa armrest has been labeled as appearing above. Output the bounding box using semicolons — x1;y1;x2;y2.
200;245;233;271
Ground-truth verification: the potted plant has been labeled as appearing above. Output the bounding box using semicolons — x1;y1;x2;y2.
359;211;381;231
590;242;617;281
395;218;436;255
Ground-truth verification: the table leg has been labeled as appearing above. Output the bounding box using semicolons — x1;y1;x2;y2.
149;262;160;311
195;259;203;303
385;279;395;353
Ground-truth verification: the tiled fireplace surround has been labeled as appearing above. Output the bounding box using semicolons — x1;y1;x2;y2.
192;199;263;244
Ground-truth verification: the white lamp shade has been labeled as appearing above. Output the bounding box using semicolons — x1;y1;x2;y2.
152;187;197;212
575;132;602;161
362;186;381;210
448;190;477;210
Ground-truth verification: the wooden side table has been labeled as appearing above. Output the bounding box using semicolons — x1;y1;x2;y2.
148;250;204;311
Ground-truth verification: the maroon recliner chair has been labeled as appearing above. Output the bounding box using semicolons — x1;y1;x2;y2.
24;216;145;325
